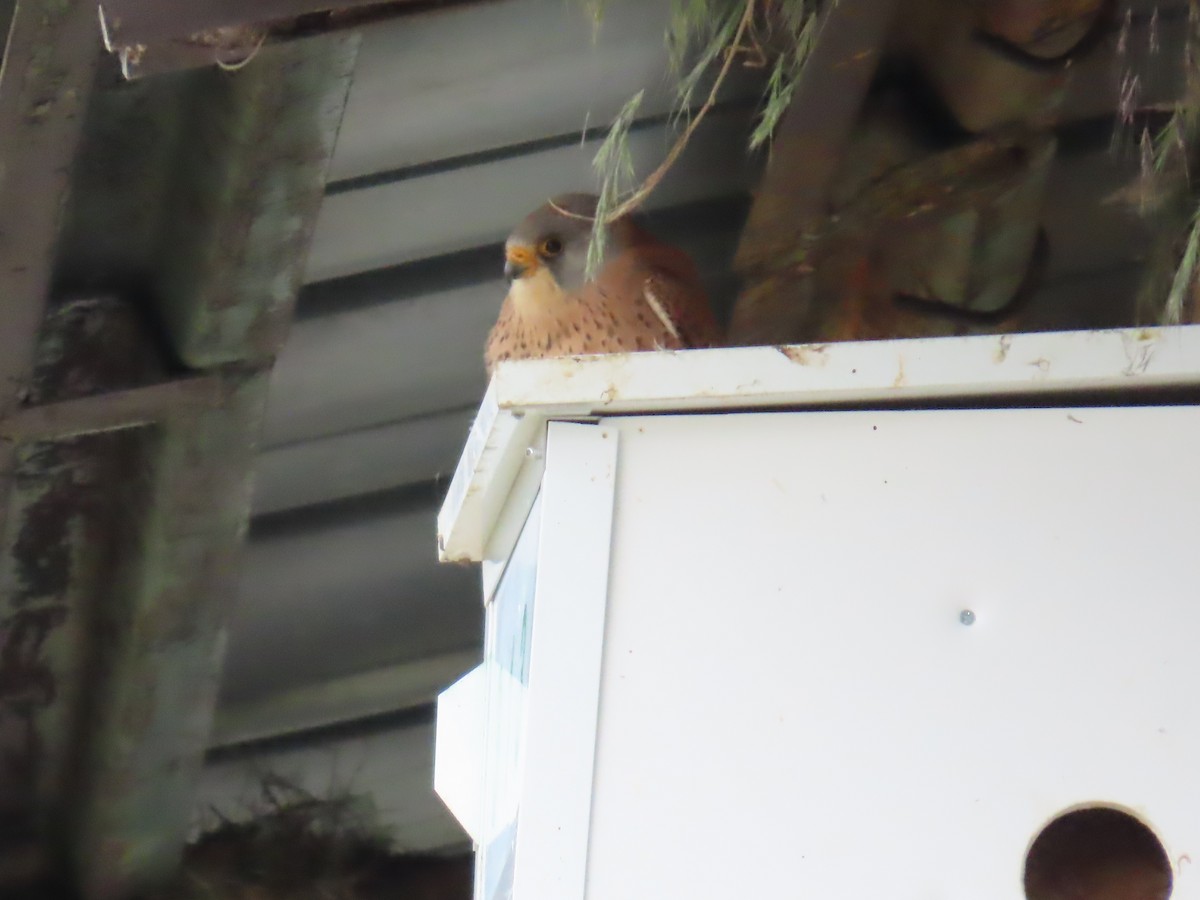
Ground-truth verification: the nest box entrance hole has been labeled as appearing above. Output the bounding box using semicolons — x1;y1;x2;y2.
1024;806;1173;900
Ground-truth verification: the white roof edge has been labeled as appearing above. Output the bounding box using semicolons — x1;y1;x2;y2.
438;326;1200;563
436;380;538;563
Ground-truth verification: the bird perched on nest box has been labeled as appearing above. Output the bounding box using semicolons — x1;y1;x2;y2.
484;193;722;375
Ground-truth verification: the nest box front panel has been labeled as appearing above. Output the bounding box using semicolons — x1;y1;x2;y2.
586;406;1199;900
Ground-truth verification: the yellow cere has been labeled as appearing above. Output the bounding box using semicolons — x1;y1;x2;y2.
505;244;539;274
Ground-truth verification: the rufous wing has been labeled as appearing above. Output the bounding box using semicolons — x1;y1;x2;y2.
636;247;722;350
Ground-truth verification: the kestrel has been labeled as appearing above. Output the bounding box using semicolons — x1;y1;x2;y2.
484;193;722;375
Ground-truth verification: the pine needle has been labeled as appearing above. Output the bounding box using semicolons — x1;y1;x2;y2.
608;0;753;220
671;1;743;117
580;0;607;29
1136;6;1200;324
751;4;819;147
580;0;823;276
1151;106;1187;177
587;89;645;276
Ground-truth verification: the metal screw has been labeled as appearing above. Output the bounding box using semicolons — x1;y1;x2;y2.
525;447;542;459
959;609;976;626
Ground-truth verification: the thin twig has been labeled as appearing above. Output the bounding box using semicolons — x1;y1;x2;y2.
601;0;757;223
549;198;595;221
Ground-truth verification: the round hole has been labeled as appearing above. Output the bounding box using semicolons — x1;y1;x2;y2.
1024;807;1173;900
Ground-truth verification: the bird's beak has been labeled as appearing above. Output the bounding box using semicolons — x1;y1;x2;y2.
504;244;538;282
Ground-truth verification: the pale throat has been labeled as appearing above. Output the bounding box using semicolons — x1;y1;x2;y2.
509;266;568;321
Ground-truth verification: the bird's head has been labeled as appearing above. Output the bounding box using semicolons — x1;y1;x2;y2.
503;193;610;295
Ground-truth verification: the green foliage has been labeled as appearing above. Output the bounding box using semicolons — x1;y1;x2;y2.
1165;212;1200;325
581;0;823;275
667;0;744;114
750;7;818;148
1137;8;1200;325
589;89;645;275
1151;107;1186;176
580;0;607;27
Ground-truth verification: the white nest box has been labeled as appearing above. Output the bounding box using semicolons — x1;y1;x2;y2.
434;327;1200;900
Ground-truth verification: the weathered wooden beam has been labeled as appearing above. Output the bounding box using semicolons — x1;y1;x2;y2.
0;0;105;577
58;33;360;367
733;0;902;276
153;36;359;365
66;369;273;900
0;6;107;889
1;20;359;900
97;0;436;78
0;377;227;442
727;0;900;344
728;0;1110;345
99;0;419;44
0;297;171;899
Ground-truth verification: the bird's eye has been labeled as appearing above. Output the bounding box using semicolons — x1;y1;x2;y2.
539;237;563;257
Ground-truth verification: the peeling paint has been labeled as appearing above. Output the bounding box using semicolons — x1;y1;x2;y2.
1121;331;1158;377
776;344;831;366
994;335;1012;364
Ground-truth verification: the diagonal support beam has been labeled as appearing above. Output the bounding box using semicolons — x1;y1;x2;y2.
0;377;228;442
733;0;903;272
728;0;902;344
